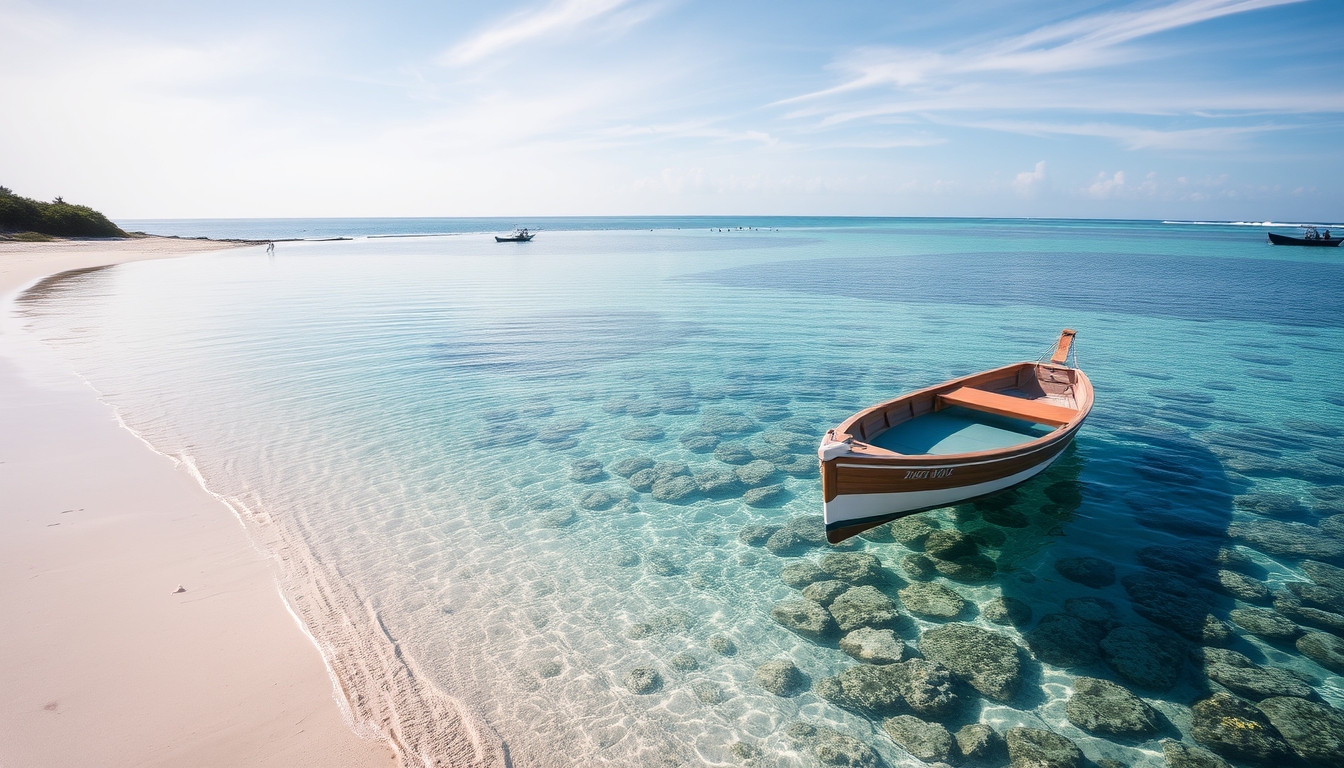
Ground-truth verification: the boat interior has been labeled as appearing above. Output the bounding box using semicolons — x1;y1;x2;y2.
838;359;1087;457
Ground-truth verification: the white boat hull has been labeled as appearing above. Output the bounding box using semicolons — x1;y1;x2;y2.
823;452;1062;530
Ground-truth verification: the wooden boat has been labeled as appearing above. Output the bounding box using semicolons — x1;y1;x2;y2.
1268;232;1340;247
818;329;1093;543
495;228;535;242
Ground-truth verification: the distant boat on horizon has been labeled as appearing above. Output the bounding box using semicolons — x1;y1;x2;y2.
1268;228;1340;247
495;228;534;242
818;329;1093;543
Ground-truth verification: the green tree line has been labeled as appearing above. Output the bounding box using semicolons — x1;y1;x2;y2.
0;185;127;238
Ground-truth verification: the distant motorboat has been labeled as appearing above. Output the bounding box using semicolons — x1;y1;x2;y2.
1268;228;1340;247
818;329;1093;543
495;228;535;242
1268;232;1340;247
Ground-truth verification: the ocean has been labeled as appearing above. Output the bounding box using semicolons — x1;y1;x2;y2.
16;218;1344;767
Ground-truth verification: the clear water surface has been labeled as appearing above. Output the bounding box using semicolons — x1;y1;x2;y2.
16;218;1344;767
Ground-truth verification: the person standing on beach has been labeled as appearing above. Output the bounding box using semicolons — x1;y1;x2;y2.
266;241;275;255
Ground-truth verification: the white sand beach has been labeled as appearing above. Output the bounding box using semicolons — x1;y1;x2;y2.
0;238;394;767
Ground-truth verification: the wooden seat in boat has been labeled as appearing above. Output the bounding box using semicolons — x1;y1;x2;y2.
937;387;1076;428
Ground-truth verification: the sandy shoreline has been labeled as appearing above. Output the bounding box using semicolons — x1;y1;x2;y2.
0;238;395;767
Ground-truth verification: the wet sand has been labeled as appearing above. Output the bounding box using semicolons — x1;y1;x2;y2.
0;238;395;767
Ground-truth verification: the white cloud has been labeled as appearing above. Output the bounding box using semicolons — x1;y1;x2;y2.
1013;161;1047;197
787;0;1307;102
440;0;640;66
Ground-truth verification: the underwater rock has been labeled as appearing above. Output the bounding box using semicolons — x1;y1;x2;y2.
708;634;736;656
894;658;961;719
1054;556;1116;588
933;554;997;583
955;724;1003;763
623;667;663;694
627;468;658;492
984;596;1033;627
814;665;905;715
816;659;958;719
1025;613;1105;668
1065;677;1160;736
1064;597;1121;627
784;722;881;768
920;623;1023;702
1235;492;1307;519
765;516;826;553
771;599;836;640
762;429;813;449
1303;559;1344;591
1216;546;1257;572
650;475;697;503
1161;740;1234;768
691;679;725;704
578;490;617;511
839;628;910;664
755;659;808;696
1045;480;1085;508
669;652;699;671
1229;607;1301;642
1286;580;1344;614
1121;569;1226;643
696;469;743;496
1005;727;1081;768
1201;647;1316;701
739;523;782;546
1229;519;1344;562
820;552;884;585
898;582;966;619
662;398;699;415
1137;545;1220;583
857;522;896;543
1322;514;1344;540
645;550;681;576
610;455;654;478
625;424;665;442
981;505;1030;528
780;562;826;590
1273;593;1344;636
747;441;789;463
778;457;818;478
967;525;1008;547
924;530;978;560
883;715;954;762
1217;569;1271;603
889;515;940;547
1256;696;1344;767
1100;625;1187;691
538;507;578;527
735;459;777;487
1297;631;1344;673
570;457;606;483
625;399;661;417
714;441;754;465
744;484;786;508
802;579;850;607
1190;692;1294;764
902;554;936;581
699;409;758;436
829;586;901;632
679;431;719;453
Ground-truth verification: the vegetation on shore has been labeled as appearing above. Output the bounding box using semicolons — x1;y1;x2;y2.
0;185;128;239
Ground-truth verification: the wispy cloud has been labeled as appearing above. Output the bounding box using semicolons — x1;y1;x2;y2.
937;118;1288;150
439;0;643;66
782;0;1308;104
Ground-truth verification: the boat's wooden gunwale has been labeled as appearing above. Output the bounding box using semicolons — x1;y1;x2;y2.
829;362;1091;466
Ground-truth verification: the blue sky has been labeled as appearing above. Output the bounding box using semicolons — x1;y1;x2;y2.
1;0;1340;219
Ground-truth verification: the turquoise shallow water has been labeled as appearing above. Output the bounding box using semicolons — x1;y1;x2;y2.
15;219;1344;768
